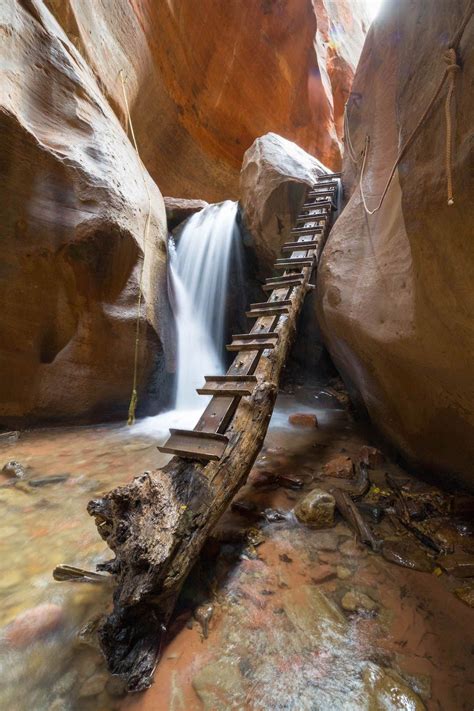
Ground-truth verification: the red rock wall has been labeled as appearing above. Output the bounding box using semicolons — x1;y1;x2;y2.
45;0;368;201
318;0;474;486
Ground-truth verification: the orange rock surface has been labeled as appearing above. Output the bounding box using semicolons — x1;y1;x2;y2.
0;2;171;425
45;0;368;201
318;0;474;486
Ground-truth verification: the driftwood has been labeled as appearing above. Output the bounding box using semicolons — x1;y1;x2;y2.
86;178;339;691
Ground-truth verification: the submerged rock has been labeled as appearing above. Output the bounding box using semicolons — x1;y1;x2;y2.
382;539;432;573
288;412;319;428
361;664;426;710
4;603;64;647
341;590;378;614
358;446;385;469
294;488;335;528
1;461;27;480
322;455;354;479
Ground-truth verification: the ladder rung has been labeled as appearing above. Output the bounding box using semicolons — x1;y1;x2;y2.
230;331;279;340
197;375;257;397
265;274;304;285
262;277;304;292
295;212;328;224
158;429;229;461
250;299;292;309
274;259;313;270
246;304;290;318
227;332;279;351
291;225;325;235
317;172;342;179
281;240;319;253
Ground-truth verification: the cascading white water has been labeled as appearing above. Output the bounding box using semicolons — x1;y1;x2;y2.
172;200;238;410
133;200;238;437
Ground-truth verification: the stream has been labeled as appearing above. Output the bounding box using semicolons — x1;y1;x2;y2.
1;383;473;710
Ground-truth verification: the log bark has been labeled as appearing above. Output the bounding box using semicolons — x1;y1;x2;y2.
87;272;315;691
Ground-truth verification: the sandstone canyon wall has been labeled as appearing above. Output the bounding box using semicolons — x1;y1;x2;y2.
318;0;474;486
43;0;368;201
0;1;170;425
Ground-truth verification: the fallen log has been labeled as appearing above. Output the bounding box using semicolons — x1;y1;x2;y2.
87;266;329;692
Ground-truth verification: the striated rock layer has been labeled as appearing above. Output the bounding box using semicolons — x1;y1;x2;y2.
44;0;368;201
318;0;474;486
0;1;171;425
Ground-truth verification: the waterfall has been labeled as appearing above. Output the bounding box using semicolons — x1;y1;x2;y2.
133;200;238;436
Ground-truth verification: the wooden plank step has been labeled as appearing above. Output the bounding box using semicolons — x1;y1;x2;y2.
227;333;279;351
301;200;333;209
158;429;229;461
246;304;290;318
318;171;342;179
230;331;279;341
275;256;315;264
262;277;304;292
250;299;292;309
265;274;305;286
307;188;336;197
197;375;258;397
274;259;313;270
291;225;325;236
281;240;319;252
295;211;329;223
297;200;335;213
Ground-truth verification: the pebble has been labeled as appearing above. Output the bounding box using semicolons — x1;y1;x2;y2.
358;446;385;468
294;488;335;528
311;565;336;584
341;590;378;613
322;455;354;479
4;603;64;647
337;565;352;580
2;460;27;480
288;412;318;428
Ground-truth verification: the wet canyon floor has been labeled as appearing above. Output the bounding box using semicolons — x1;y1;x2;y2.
1;379;473;710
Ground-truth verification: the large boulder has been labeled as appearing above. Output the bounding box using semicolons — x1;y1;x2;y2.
0;1;171;426
239;133;330;275
317;0;474;486
43;0;368;201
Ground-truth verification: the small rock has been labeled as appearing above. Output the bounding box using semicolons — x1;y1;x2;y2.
322;455;354;479
194;603;214;639
358;445;385;468
2;460;27;479
454;585;474;608
361;664;426;710
311;565;336;584
288;412;318;428
5;603;64;647
78;673;108;698
341;590;378;614
337;565;352;580
294;488;335;528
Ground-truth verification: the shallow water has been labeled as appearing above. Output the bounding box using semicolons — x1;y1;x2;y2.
1;384;473;710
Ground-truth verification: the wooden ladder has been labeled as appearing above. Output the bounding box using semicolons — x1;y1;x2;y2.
158;173;341;461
